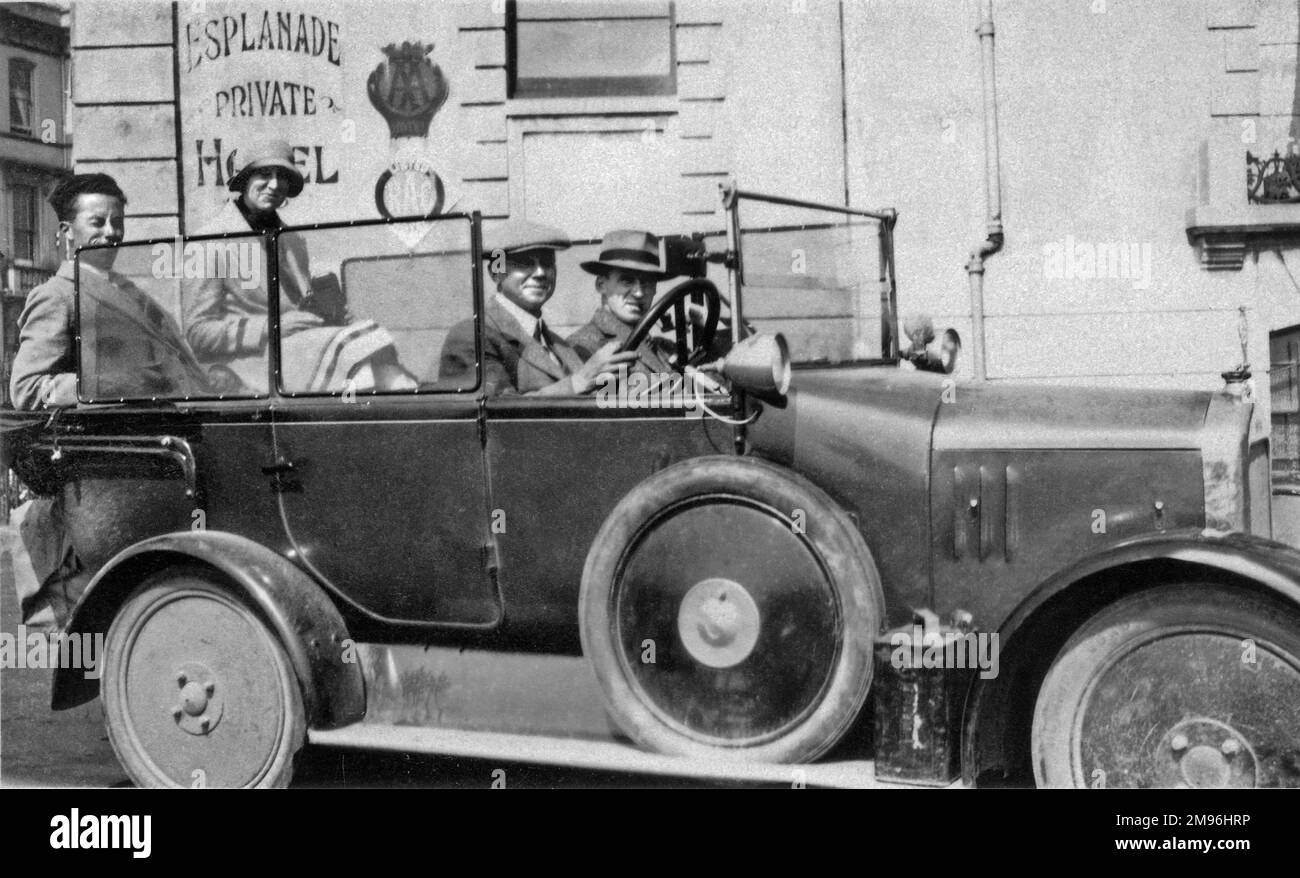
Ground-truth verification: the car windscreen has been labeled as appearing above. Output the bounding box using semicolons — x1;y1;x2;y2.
734;195;892;366
278;216;475;396
76;233;268;403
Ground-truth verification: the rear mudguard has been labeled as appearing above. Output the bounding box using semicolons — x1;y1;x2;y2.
962;527;1300;785
52;530;365;730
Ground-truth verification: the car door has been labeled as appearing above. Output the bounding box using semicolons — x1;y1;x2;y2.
268;216;499;629
484;392;734;652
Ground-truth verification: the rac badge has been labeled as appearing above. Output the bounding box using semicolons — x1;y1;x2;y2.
367;40;450;226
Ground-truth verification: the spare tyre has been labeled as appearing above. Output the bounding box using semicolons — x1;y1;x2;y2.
579;455;883;763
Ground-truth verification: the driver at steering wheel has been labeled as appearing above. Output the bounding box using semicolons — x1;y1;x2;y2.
438;219;637;396
567;229;678;375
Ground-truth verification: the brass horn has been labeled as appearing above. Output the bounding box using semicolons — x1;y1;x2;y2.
717;333;791;396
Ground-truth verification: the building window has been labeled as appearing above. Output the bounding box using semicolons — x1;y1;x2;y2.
9;58;35;135
508;1;676;98
10;184;38;263
1271;325;1300;491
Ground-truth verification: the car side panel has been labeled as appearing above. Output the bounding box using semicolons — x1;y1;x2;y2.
929;379;1210;631
271;399;498;628
930;449;1205;631
484;401;734;652
196;412;288;555
746;368;940;628
16;407;279;575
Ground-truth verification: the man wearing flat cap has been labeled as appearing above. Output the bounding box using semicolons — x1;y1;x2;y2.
439;219;637;395
567;229;677;376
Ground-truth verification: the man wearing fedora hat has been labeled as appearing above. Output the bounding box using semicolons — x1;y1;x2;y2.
438;219;637;395
567;229;677;377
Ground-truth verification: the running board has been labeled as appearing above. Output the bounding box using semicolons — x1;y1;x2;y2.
307;725;956;789
306;643;963;789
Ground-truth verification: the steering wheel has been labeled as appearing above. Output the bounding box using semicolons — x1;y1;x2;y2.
616;278;721;369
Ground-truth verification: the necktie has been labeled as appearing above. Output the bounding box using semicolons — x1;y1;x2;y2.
534;318;562;368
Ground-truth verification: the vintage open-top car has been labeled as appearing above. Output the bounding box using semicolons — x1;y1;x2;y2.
3;187;1298;788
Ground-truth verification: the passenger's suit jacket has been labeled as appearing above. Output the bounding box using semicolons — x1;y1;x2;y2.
9;261;78;409
10;260;211;409
439;296;584;395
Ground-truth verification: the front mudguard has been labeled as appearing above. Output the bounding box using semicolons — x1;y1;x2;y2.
961;527;1300;786
52;530;365;730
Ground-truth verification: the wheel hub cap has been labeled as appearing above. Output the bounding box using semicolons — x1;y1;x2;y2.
1158;718;1256;788
677;578;761;668
1068;628;1300;788
170;661;223;736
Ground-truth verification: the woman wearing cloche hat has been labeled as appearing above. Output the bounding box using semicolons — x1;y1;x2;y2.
184;139;415;393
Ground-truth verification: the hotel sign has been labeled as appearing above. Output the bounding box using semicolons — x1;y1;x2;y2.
177;2;467;232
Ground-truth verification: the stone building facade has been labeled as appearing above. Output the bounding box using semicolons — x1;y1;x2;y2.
53;0;1300;477
1;1;71;406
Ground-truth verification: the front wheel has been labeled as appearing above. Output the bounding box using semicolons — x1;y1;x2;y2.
102;567;306;788
1032;583;1300;788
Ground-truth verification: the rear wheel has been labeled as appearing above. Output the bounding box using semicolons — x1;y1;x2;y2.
580;456;882;763
1032;583;1300;788
102;567;305;788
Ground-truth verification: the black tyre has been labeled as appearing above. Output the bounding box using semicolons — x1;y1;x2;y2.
1032;582;1300;788
580;456;882;763
102;567;305;788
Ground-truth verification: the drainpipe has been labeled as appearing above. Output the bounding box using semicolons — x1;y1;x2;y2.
966;0;1004;381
